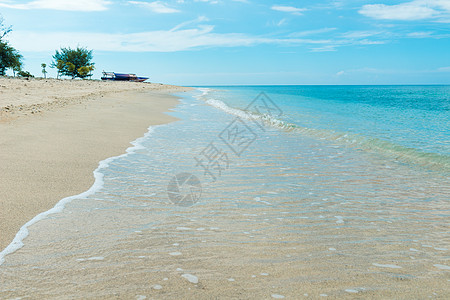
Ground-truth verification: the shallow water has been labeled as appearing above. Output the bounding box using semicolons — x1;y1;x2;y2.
0;87;449;299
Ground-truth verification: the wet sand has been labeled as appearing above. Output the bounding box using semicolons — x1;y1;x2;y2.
0;77;189;250
0;80;449;299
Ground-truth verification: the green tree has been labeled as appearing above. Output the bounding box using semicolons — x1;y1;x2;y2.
18;70;34;78
51;46;94;79
41;63;47;78
0;40;22;76
0;16;22;76
66;62;76;76
77;66;90;78
77;65;95;79
55;60;64;79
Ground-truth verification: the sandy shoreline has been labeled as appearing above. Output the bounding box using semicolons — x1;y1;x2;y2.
0;77;190;250
1;81;449;299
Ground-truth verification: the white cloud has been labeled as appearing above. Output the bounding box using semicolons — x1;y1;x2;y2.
271;5;307;15
432;0;450;11
8;24;331;53
336;70;345;76
170;16;209;31
359;0;450;21
276;18;287;27
129;1;180;13
310;45;337;52
4;15;392;55
340;31;382;39
358;39;385;45
0;0;111;11
194;0;219;4
437;66;450;72
290;28;337;37
407;31;434;38
359;3;435;20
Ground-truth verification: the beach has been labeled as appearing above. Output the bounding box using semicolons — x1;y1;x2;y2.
1;0;448;296
0;77;189;250
0;84;448;299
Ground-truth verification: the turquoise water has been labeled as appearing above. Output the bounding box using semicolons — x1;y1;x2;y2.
1;86;449;298
201;85;450;171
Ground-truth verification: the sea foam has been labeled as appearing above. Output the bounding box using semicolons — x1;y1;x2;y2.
197;88;450;173
0;127;158;266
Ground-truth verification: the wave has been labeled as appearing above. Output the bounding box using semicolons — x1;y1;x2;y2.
0;127;158;266
197;89;450;174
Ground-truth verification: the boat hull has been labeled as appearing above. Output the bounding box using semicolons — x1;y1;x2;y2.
101;72;148;82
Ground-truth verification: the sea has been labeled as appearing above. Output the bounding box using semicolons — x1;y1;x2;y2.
1;85;449;299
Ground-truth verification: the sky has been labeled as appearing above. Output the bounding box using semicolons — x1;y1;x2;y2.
0;0;449;85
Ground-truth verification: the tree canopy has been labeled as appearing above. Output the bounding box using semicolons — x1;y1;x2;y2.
0;42;23;75
51;46;94;79
0;17;22;76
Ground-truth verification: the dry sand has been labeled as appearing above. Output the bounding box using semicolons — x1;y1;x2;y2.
1;78;449;299
0;77;190;250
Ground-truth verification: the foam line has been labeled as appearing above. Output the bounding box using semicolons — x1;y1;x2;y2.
197;89;450;173
0;127;157;266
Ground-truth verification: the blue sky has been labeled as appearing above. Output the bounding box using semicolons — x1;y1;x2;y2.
1;0;449;85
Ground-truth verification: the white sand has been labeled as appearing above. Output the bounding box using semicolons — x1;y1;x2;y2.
0;77;190;249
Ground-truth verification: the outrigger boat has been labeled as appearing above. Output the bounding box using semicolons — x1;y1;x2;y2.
101;71;148;82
